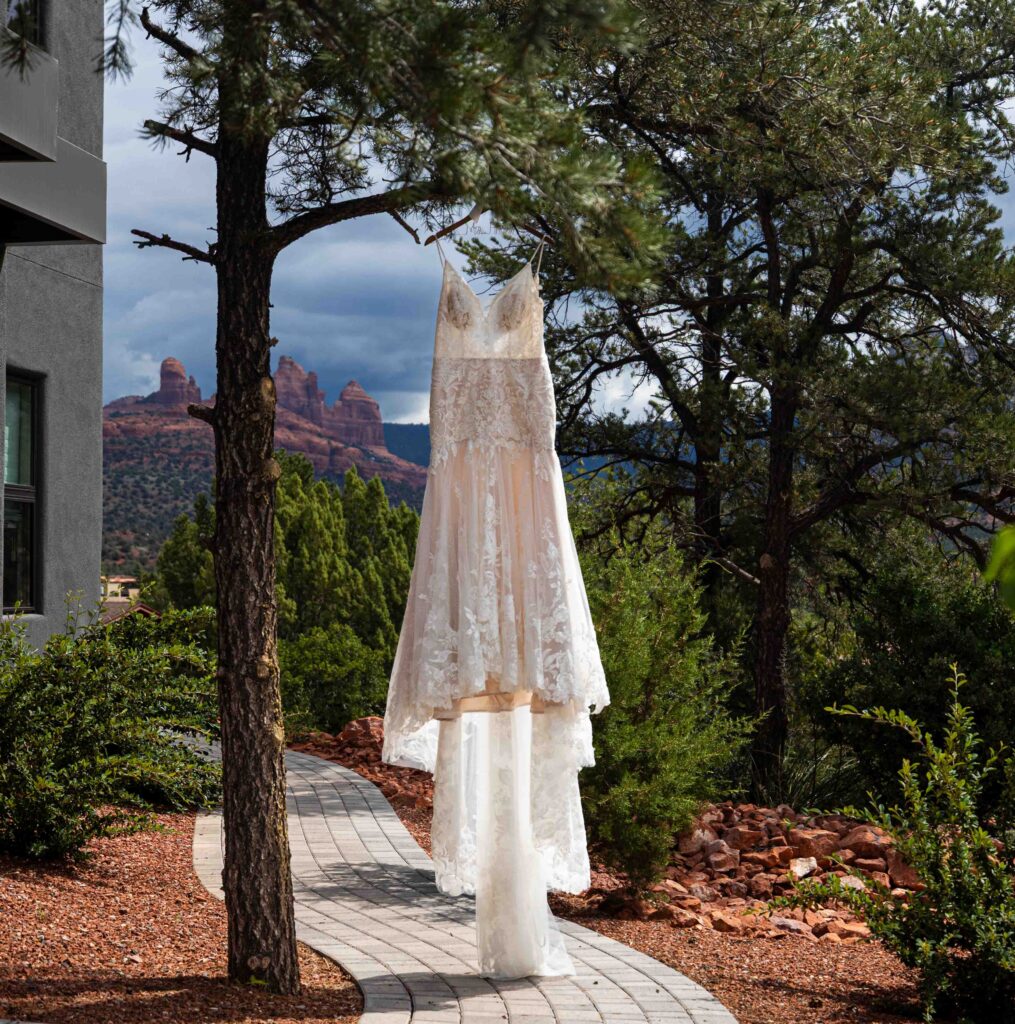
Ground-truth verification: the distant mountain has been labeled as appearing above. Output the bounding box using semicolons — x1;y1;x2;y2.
103;356;428;570
383;422;431;467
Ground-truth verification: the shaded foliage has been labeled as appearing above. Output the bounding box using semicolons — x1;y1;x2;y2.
796;526;1015;813
574;481;752;886
155;453;419;731
776;673;1015;1024
0;607;220;859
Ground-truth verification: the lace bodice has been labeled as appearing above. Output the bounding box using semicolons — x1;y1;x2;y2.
430;262;555;467
435;262;545;359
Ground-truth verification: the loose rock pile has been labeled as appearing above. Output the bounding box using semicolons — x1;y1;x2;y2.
589;801;922;942
297;717;918;943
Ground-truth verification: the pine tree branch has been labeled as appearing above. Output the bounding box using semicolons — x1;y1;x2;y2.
140;6;200;63
950;483;1015;522
144;119;218;159
790;441;927;538
911;511;991;567
388;210;420;244
131;229;217;264
710;554;761;587
268;181;448;253
188;403;217;426
618;301;700;437
424;205;482;246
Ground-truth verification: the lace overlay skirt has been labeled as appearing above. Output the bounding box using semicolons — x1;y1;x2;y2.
383;444;607;760
383;441;607;976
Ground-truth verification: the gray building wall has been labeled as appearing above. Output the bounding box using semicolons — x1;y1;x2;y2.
1;0;105;647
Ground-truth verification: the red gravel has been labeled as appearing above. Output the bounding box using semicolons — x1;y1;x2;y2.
304;717;924;1024
0;813;362;1024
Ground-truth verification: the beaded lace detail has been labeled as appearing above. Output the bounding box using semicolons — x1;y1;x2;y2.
429;358;556;467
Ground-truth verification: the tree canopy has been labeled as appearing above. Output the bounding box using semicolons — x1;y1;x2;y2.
469;0;1015;793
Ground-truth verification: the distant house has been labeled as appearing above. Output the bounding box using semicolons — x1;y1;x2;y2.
100;600;160;626
101;574;141;603
1;0;106;645
99;575;160;624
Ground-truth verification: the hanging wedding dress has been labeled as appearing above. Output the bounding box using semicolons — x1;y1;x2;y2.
382;241;609;978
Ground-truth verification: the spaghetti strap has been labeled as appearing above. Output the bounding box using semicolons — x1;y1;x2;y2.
530;236;547;281
434;237;447;266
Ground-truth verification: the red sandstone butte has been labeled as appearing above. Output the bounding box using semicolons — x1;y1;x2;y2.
104;355;427;493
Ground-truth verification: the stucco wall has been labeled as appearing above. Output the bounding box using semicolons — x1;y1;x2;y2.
1;0;104;646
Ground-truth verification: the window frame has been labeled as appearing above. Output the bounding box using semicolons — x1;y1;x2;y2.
3;372;41;614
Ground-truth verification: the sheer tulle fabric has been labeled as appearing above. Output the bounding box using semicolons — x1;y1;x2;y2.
382;257;608;978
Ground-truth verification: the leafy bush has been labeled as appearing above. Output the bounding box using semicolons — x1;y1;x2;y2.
0;607;221;859
279;622;388;735
797;527;1015;811
157;453;419;675
578;529;752;887
987;525;1015;610
776;670;1015;1024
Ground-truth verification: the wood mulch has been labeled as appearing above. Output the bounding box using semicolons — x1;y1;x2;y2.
302;717;925;1024
0;813;362;1024
551;907;923;1024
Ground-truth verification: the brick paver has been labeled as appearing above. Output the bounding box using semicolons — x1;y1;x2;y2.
193;749;739;1024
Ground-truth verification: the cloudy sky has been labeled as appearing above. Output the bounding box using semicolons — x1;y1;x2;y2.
104;30;451;422
103;32;1015;424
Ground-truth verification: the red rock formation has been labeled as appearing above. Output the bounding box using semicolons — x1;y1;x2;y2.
275;357;386;448
325;380;385;448
275;355;325;425
103;354;428;569
145;357;202;407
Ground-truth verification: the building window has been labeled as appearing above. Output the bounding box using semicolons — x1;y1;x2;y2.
5;0;44;48
4;375;38;612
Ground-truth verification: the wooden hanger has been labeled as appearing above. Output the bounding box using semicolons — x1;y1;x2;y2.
424;203;484;246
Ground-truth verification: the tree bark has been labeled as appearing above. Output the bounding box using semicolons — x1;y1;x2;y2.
751;385;796;799
694;199;729;611
693;342;723;601
211;60;300;993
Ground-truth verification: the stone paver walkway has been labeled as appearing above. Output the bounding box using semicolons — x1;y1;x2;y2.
193;750;739;1024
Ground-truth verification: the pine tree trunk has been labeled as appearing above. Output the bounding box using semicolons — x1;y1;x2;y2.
694;328;723;603
751;387;796;799
695;200;728;610
211;111;300;993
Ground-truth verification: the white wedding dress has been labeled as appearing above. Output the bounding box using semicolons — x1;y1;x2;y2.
382;243;609;978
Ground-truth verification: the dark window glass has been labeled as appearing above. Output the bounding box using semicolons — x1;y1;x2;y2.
3;375;38;613
5;0;43;47
3;501;33;610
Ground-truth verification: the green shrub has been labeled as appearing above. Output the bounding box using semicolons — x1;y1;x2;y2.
986;525;1015;609
578;532;752;888
0;607;221;859
798;527;1015;812
775;669;1015;1024
279;621;388;735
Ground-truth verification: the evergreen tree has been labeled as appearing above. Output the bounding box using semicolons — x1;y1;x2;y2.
158;453;416;674
155;493;216;610
472;0;1015;796
276;471;352;637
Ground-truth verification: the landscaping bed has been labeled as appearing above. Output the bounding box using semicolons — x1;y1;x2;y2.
0;812;361;1024
299;716;924;1024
